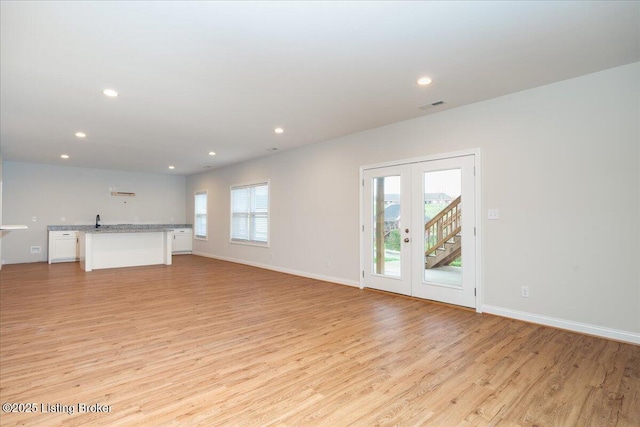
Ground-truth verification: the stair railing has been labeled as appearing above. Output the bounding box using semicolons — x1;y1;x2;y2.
425;196;461;257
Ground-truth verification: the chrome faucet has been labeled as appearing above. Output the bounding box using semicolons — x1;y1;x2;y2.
96;214;101;228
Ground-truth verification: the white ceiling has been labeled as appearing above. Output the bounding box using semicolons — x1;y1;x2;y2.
1;1;638;176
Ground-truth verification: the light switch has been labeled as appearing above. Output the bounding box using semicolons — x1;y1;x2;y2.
488;209;500;220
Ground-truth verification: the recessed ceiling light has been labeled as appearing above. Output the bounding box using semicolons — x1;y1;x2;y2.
274;127;284;134
168;165;175;170
208;151;216;156
416;76;432;86
75;132;86;138
102;89;119;97
60;154;70;159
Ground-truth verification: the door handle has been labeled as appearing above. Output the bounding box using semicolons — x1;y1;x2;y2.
404;238;410;243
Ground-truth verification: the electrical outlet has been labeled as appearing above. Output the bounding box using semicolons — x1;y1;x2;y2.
30;246;41;254
521;286;529;298
32;216;37;222
488;209;500;220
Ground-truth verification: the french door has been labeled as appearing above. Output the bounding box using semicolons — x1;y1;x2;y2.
362;154;477;308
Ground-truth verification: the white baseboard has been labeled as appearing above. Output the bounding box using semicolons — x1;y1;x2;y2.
482;305;640;345
190;252;638;345
191;252;360;288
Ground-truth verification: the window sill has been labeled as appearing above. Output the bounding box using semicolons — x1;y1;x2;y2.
230;239;269;248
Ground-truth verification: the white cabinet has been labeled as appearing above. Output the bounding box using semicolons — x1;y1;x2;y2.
48;231;79;263
172;228;193;254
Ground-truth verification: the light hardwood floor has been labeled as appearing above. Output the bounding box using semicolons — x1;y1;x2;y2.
1;256;638;426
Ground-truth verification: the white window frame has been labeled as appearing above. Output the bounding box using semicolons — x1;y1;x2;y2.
230;181;270;247
194;190;208;240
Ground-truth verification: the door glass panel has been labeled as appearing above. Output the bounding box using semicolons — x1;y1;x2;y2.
372;175;401;277
423;169;462;287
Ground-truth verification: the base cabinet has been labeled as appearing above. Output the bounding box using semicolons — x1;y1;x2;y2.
172;228;193;254
48;231;79;263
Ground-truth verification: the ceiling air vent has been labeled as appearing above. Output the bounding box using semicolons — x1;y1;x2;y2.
418;100;446;110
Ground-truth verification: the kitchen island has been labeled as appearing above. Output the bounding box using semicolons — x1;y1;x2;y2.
78;225;174;272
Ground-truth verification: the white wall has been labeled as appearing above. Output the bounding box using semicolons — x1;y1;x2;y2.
0;151;3;270
2;162;187;264
187;63;640;339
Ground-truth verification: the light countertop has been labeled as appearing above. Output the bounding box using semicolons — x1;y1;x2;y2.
49;224;192;232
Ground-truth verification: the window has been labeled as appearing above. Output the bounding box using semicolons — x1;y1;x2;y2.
231;182;269;245
194;191;207;240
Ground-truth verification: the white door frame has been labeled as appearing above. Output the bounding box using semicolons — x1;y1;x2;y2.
362;164;413;296
359;148;483;313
